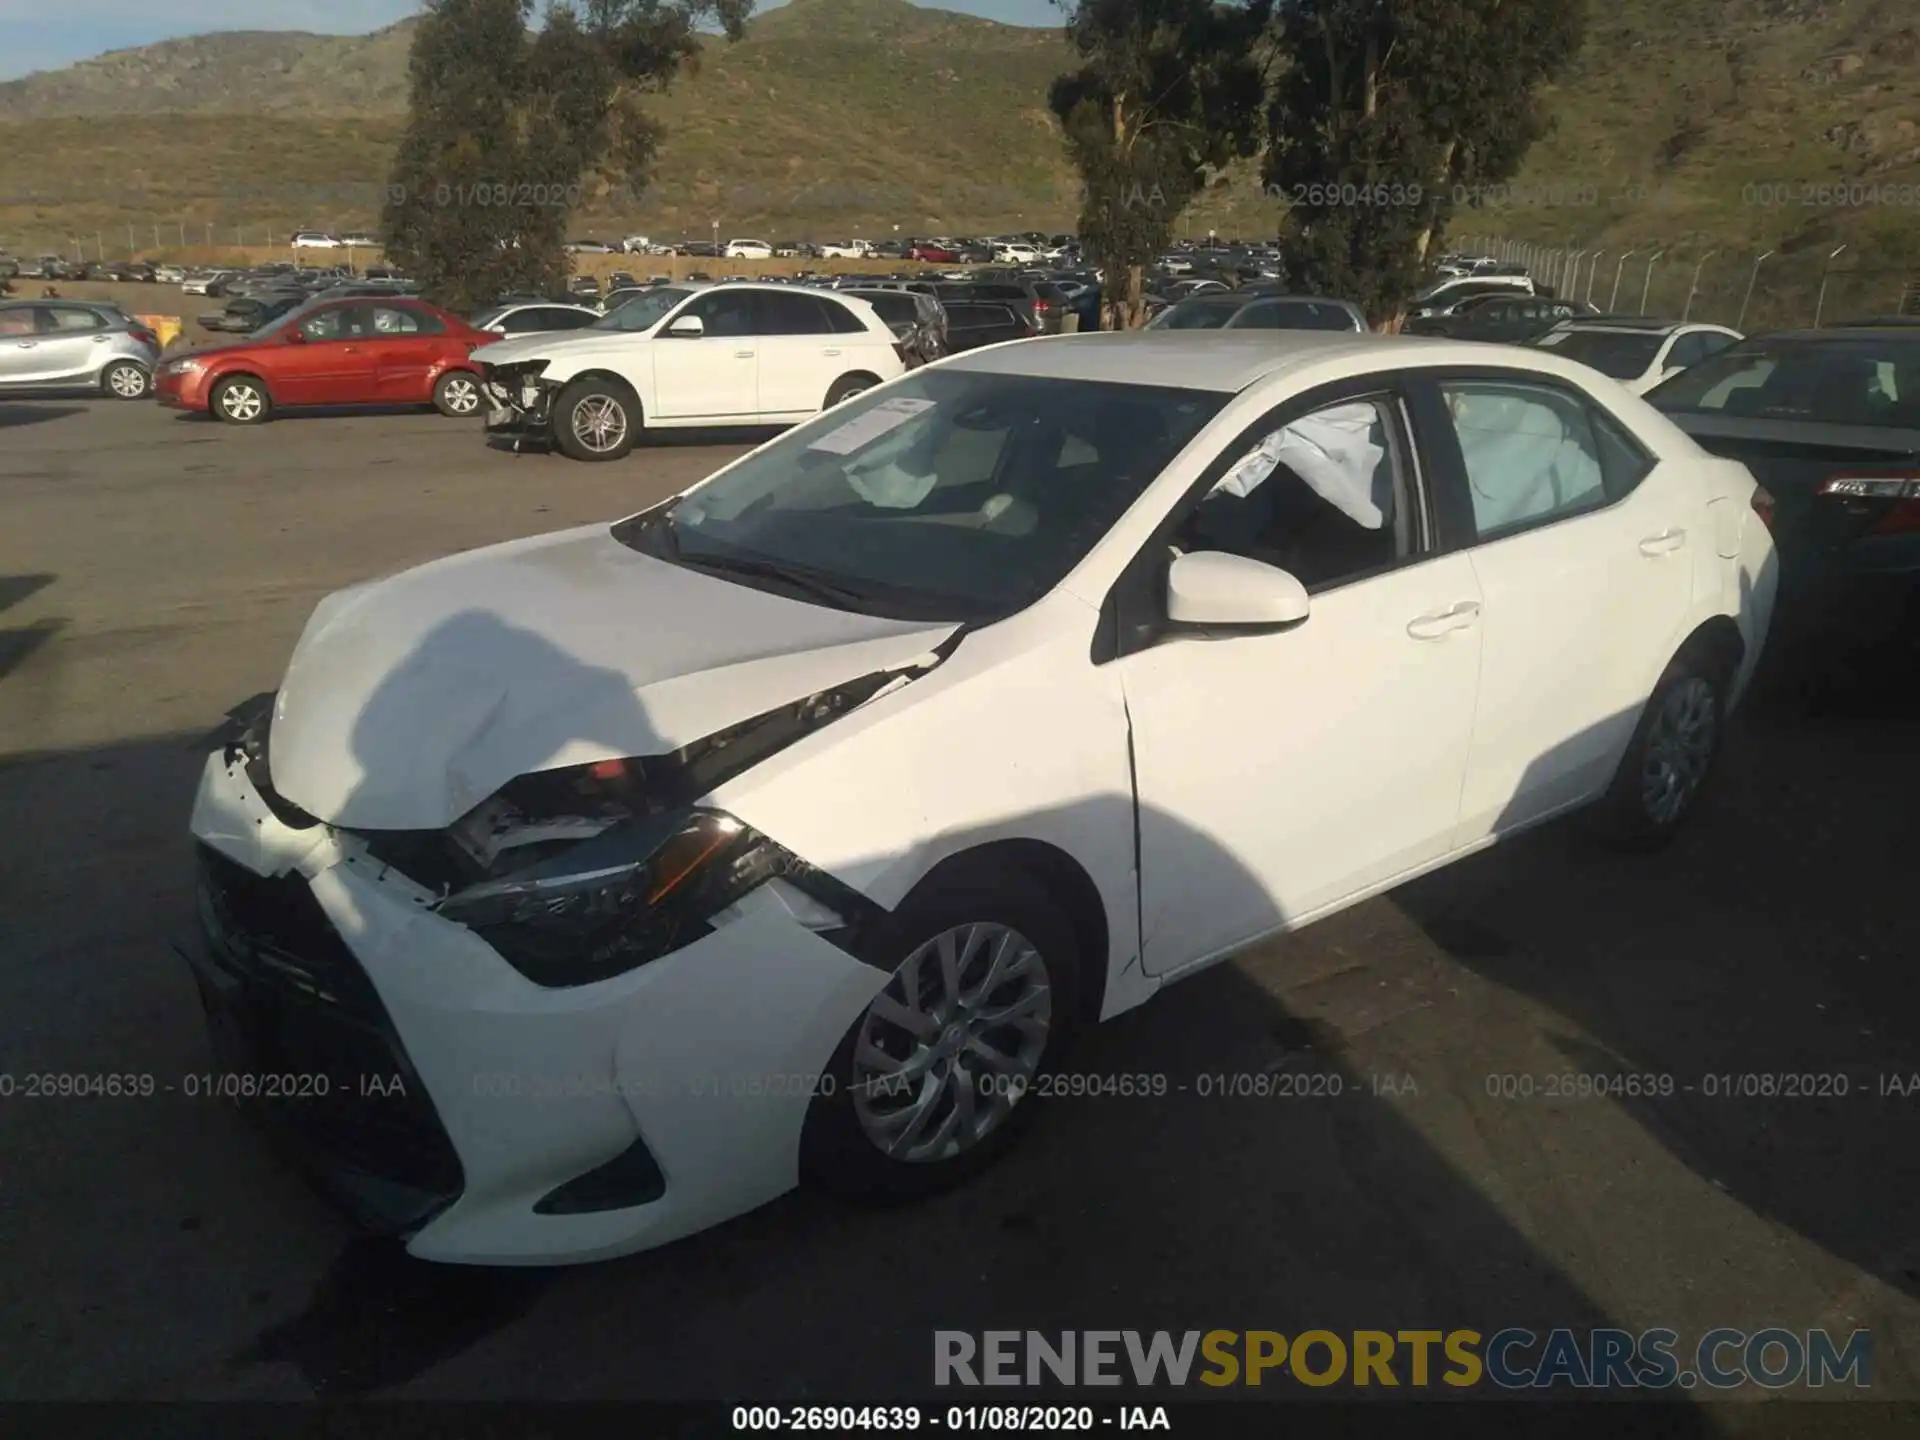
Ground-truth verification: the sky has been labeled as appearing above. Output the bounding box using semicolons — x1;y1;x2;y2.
0;0;1061;81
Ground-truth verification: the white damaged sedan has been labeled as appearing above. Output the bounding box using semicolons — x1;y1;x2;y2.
186;331;1778;1264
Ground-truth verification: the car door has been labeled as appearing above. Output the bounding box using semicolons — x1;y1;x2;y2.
650;289;759;421
0;306;40;382
1417;372;1697;843
751;291;846;417
25;305;109;383
271;303;374;405
1110;385;1485;975
366;303;445;403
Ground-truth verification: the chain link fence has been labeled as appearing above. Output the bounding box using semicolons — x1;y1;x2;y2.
1455;234;1919;330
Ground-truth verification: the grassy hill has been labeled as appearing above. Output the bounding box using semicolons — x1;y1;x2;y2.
1;0;1915;324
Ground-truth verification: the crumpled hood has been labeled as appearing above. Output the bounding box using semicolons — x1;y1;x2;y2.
267;523;957;830
471;330;643;367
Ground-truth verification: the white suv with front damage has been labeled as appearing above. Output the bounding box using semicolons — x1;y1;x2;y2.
472;282;905;460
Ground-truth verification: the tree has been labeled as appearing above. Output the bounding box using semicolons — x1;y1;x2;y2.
1050;0;1270;329
383;0;750;312
1263;0;1585;325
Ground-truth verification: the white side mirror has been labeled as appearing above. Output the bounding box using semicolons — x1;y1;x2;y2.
1167;550;1311;627
666;315;705;338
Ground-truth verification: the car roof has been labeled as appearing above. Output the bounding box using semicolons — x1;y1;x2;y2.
940;330;1605;392
1554;320;1686;335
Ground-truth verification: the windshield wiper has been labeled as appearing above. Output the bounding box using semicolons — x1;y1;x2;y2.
674;551;875;608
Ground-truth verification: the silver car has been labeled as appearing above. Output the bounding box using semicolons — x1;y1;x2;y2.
0;300;160;398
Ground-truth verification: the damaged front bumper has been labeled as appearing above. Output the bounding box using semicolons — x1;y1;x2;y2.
479;362;559;436
184;747;892;1265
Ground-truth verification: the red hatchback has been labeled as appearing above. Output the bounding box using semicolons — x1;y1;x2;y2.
154;296;490;423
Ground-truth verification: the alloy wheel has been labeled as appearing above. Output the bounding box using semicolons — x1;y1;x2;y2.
850;922;1052;1164
570;394;629;453
1640;675;1717;826
441;376;481;414
220;384;263;422
107;363;148;398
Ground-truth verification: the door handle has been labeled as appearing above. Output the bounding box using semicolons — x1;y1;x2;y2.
1638;528;1687;556
1406;601;1481;639
734;350;755;359
822;348;842;356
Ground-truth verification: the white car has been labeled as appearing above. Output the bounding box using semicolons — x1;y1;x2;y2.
185;331;1776;1265
725;239;774;260
468;301;604;338
470;282;905;460
816;241;870;260
290;232;341;249
1408;273;1535;317
995;243;1042;264
621;235;652;254
180;271;234;295
1530;320;1744;396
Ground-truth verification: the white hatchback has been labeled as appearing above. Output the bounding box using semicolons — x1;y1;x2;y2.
470;282;905;460
186;332;1777;1263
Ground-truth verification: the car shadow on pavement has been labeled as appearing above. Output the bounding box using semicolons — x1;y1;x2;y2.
1393;629;1920;1317
0;402;88;428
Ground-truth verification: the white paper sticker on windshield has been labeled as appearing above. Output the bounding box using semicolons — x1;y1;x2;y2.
807;397;936;455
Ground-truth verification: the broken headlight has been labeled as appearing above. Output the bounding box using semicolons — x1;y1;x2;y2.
435;806;849;987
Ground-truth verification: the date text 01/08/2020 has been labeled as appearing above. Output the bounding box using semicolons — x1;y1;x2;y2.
0;1072;405;1099
730;1406;1169;1432
966;1071;1417;1100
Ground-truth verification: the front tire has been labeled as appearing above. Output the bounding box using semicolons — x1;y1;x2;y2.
210;374;271;424
102;359;150;400
825;372;879;407
801;870;1082;1202
433;370;483;418
1593;651;1728;849
553;376;638;462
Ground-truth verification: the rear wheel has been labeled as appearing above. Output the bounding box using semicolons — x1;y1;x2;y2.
101;360;150;400
553;377;638;462
801;869;1082;1202
210;375;270;424
1593;651;1729;849
433;370;483;418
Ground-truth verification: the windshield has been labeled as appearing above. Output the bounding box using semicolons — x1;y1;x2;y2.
1647;338;1920;427
1147;298;1242;330
592;286;691;332
619;370;1228;623
1535;329;1665;379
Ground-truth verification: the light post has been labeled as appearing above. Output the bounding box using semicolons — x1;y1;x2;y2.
1608;250;1636;311
1638;250;1664;311
1737;248;1775;330
1682;250;1718;321
1584;251;1606;306
1813;243;1848;327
